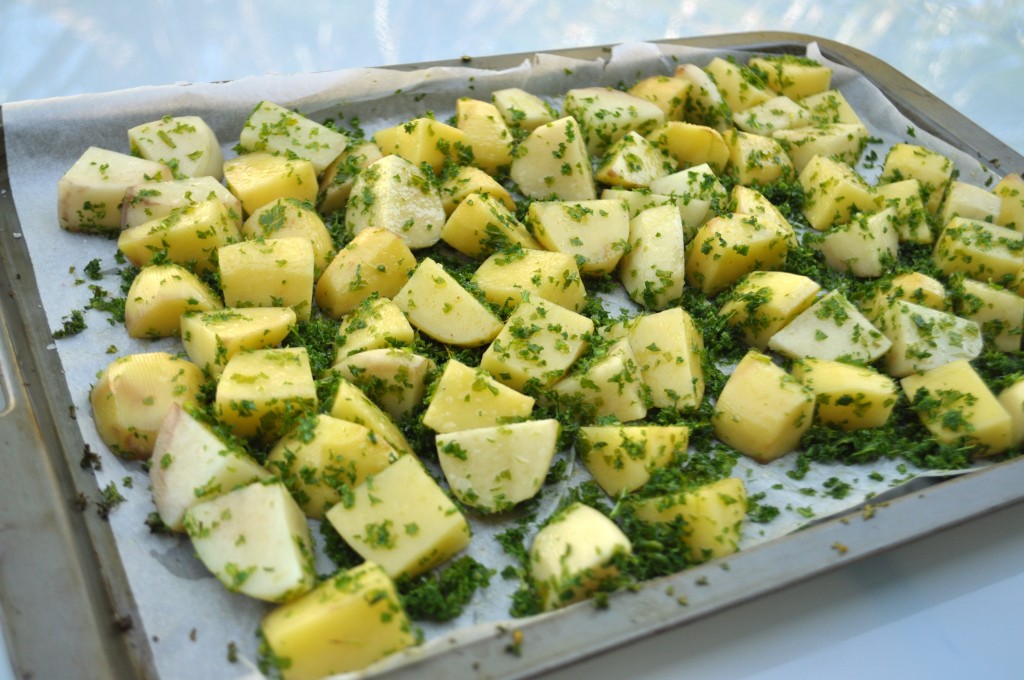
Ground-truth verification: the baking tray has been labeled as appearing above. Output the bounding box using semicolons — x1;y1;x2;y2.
1;30;1023;680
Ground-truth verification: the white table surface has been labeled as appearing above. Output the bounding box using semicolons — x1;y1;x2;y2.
2;2;1023;679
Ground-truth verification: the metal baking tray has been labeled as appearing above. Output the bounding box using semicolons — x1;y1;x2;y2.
1;31;1023;680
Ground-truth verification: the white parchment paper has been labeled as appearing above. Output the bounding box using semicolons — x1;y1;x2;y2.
1;41;1000;680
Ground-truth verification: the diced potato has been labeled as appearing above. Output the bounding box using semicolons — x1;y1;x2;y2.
648;163;727;241
215;347;317;440
615;308;705;411
439;165;515;215
218;237;314;320
529;503;631;611
748;55;832;99
551;340;648;423
939;180;1001;226
600;188;677;220
872;298;983;377
594;131;673;188
685;213;790;296
528;199;631;276
510;116;595;201
334;296;415;359
861;271;948;320
997;378;1024;448
880;143;955;214
422;359;535;434
674;63;731;130
799;154;879;231
627;75;691;120
223;152;318;216
723;130;794;186
392;258;502;347
117;198;241;274
767;290;892;364
704;57;775;112
180;306;296;376
374;117;469;174
901;359;1011;456
731;185;797;246
90;352;204;459
618;204;685;310
994;173;1024;230
819;208;899;278
799;89;863;126
183;480;316;602
772;123;869;172
241;198;335;274
334;348;433;421
345;154;446;249
324;455;471;579
718;270;821;350
328;378;415;457
644;121;730;173
876;179;932;244
440;192;540;258
121;175;241;230
791;357;898;430
631;477;747;562
472;247;586;313
317;140;384;214
315;226;416;318
57;146;172;233
128;115;223;179
491;87;558;131
733;95;809;134
455;97;514;175
579;424;689;497
259;562;416;680
480;297;594;392
436;419;559;512
955;277;1024;352
150;403;271;531
934;217;1024;285
266;413;398;519
237;100;348;175
562;87;665;156
712;350;814;463
124;263;222;338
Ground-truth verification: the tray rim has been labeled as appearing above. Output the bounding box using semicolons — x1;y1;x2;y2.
1;30;1022;680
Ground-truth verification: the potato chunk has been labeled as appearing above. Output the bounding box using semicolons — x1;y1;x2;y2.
819;208;899;278
872;299;983;378
772;123;869;172
876;179;932;244
644;121;729;173
58;146;172;234
150;404;271;531
529;503;631;611
901;359;1011;457
767;290;891;364
316;140;384;214
472;248;586;313
325;455;471;579
345;155;446;249
373;117;469;175
718;271;820;350
260;562;416;680
799;154;878;231
315;226;416;319
334;296;415;360
128;115;223;179
933;217;1024;285
618;204;686;310
238;100;348;175
218;237;314;320
392;258;502;347
880;142;954;214
562;87;665;156
266;414;398;519
118;198;240;274
215;347;317;440
223;152;318;216
492;87;558;131
436;419;559;513
528;199;631;276
685;213;790;296
994;173;1024;230
121;175;241;230
183;480;316;603
704;57;774;112
438;165;515;215
551;340;648;423
579;425;689;497
241;198;335;274
791;358;898;430
614;308;705;411
748;55;832;99
955;277;1024;352
510;116;595;201
480;298;594;392
631;477;747;562
440;192;539;258
723;130;794;186
124;263;222;339
594;131;673;188
422;359;535;434
180;307;296;376
627;75;691;120
713;350;814;463
334;348;433;421
90;352;204;459
328;378;415;457
455;97;514;175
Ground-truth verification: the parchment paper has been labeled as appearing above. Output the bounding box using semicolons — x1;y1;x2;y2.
1;41;999;680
